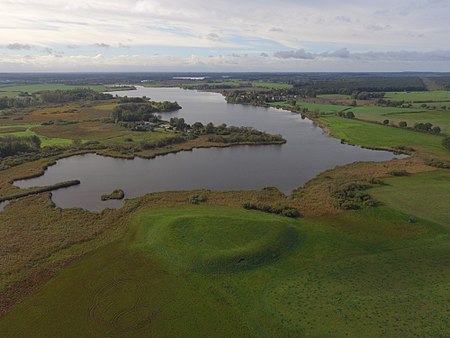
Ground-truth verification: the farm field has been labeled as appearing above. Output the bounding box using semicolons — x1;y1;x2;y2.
0;125;72;146
370;170;450;228
317;94;352;100
319;116;449;158
1;202;449;337
354;109;450;134
0;84;112;97
252;81;293;89
384;90;450;102
271;101;351;114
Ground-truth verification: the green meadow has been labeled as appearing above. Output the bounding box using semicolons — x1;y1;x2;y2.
252;82;293;89
384;90;450;102
319;116;449;158
370;170;450;228
1;197;449;337
0;84;112;97
0;125;72;147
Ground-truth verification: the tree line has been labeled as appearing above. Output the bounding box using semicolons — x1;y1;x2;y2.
0;135;41;157
112;101;181;122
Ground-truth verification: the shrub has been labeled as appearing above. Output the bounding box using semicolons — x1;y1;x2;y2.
242;203;302;218
443;136;450;151
331;182;377;210
389;170;409;176
189;194;208;204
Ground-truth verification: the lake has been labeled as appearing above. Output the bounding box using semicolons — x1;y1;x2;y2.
14;87;403;211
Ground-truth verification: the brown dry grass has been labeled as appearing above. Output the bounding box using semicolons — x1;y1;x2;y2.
23;100;115;123
32;121;127;140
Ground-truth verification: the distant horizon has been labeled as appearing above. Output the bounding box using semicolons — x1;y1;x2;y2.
1;71;450;75
1;1;450;72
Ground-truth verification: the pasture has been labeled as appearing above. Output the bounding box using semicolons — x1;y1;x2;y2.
252;81;293;89
1;202;449;337
384;90;450;102
319;116;449;158
0;84;111;97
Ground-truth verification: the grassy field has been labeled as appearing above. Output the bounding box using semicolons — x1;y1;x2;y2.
1;201;449;337
317;94;352;100
370;170;450;228
0;125;72;146
252;82;293;89
384;90;450;102
271;101;351;114
320;116;449;158
180;81;247;88
0;84;112;97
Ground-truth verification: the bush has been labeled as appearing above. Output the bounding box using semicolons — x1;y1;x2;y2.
443;136;450;151
189;194;208;204
331;182;377;210
389;170;409;176
424;157;450;169
242;203;302;218
101;189;125;201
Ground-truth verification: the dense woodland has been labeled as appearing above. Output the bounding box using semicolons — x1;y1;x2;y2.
112;100;181;122
0;135;41;157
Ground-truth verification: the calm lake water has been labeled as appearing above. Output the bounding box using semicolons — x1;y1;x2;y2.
14;87;403;211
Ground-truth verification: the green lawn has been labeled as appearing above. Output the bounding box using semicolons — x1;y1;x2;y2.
320;116;449;158
1;204;449;337
384;91;450;102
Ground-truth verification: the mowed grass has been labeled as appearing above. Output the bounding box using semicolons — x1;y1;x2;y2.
370;170;450;228
0;84;111;97
320;116;449;158
384;90;450;102
1;203;449;337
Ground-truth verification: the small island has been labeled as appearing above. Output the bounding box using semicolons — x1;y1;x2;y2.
101;189;125;201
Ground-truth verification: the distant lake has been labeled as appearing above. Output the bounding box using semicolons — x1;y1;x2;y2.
14;87;403;211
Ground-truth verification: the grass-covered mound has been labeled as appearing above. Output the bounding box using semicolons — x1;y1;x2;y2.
1;202;449;337
134;206;299;272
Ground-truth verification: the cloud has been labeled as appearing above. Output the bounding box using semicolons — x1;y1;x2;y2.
6;43;32;50
270;27;284;32
335;16;351;23
274;48;450;62
274;49;315;60
206;33;221;41
0;1;450;71
94;43;110;48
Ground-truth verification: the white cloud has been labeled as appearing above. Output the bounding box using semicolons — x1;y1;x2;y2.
0;0;450;70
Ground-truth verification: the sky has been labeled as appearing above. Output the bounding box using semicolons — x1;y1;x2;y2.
0;0;450;72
